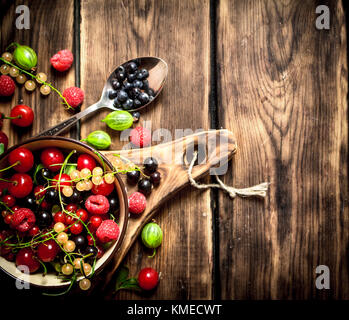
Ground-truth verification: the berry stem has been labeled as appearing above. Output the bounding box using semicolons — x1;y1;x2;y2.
0;57;73;110
0;161;20;172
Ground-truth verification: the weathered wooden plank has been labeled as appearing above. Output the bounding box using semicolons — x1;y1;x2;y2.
0;0;76;148
216;0;348;299
80;0;212;299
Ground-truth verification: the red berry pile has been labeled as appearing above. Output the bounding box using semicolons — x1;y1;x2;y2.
0;146;122;292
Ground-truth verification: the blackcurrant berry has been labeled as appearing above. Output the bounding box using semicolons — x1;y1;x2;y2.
116;71;126;82
138;178;152;196
143;157;158;174
72;235;87;251
132;79;143;89
126;61;138;73
134;99;142;108
136;69;149;80
132;111;140;122
111;79;121;90
127;170;140;185
36;211;53;229
142;79;149;90
84;246;98;260
37;168;51;185
45;189;58;202
22;195;37;210
117;90;128;102
109;197;119;212
127;73;136;82
70;190;82;203
108;90;118;99
147;88;155;97
124;81;133;91
139;92;150;104
122;98;134;110
150;171;161;186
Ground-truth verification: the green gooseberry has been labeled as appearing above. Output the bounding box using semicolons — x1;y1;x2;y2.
11;43;37;70
83;130;111;150
141;222;163;258
102;110;133;131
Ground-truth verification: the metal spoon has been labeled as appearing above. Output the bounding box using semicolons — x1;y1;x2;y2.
37;57;168;136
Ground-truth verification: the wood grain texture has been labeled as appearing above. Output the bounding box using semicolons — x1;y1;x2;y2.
216;0;348;299
80;0;213;299
0;0;76;144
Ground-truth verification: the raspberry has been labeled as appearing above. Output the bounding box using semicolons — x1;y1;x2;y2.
96;219;120;243
85;195;110;215
50;49;74;72
0;75;15;96
63;87;84;108
128;192;146;214
130;127;151;148
10;208;36;233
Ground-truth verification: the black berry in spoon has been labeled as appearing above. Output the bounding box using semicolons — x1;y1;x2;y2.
130;87;141;99
116;71;126;82
124;81;133;91
126;61;138;73
117;90;128;102
111;79;121;90
133;99;142;109
36;211;53;229
147;88;155;97
138;178;152;196
127;170;140;184
138;92;150;104
108;90;118;99
132;79;143;89
142;79;149;90
144;157;158;174
136;69;149;80
122;98;134;110
116;65;125;74
113;99;122;109
127;73;136;82
150;171;161;186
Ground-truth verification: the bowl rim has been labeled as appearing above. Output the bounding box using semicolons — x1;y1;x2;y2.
0;136;129;289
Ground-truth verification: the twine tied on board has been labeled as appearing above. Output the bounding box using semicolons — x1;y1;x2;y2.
187;151;269;199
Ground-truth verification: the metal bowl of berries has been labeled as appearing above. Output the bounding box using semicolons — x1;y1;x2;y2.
0;136;128;290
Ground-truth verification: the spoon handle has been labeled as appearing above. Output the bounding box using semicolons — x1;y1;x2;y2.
36;103;102;137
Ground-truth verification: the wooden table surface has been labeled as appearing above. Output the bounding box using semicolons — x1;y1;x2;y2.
0;0;348;300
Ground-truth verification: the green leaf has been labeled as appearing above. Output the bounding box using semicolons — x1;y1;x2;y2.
33;163;44;185
0;143;4;156
115;278;141;292
115;265;129;290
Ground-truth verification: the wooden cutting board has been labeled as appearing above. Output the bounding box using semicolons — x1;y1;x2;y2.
99;129;237;285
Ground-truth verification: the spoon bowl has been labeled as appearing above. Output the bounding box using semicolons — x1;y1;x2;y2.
37;57;168;136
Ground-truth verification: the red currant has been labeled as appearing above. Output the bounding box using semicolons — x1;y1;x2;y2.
28;225;40;236
91;178;114;196
52;173;71;190
37;239;60;262
77;154;96;171
34;185;46;199
8;147;34;173
66;203;78;213
53;211;66;224
10;105;34;127
138;267;159;290
89;215;102;229
11;205;20;212
76;208;88;222
87;235;94;246
2;194;16;207
70;221;83;235
4;213;12;224
40;147;64;172
8;173;33;198
15;247;40;273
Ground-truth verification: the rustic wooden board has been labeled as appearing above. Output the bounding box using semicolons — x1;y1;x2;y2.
0;0;76;146
216;0;348;299
80;0;213;299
